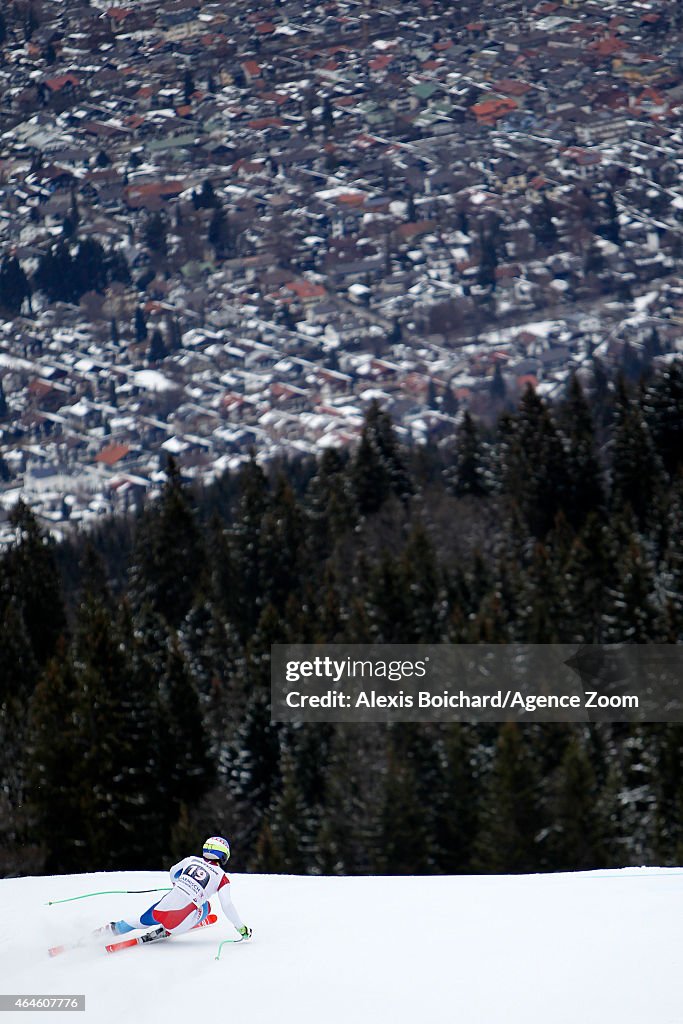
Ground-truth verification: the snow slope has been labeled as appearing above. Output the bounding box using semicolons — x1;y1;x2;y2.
1;868;681;1023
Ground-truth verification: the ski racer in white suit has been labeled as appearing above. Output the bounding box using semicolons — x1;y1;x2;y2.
103;836;251;940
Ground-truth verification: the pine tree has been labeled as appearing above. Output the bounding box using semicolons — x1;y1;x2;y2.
477;229;498;289
3;501;66;666
73;238;107;296
603;527;664;643
599;190;620;244
130;458;205;628
643;363;683;479
145;212;167;254
25;5;39;41
561;375;605;529
69;190;80;230
258;475;306;614
432;724;480;872
490;362;506;403
147;328;167;363
365;552;411;642
105;247;130;286
179;594;242;705
0;598;39;860
306;448;356;559
548;732;607;871
531;194;558;249
222;458;270;641
475;723;547;872
644;327;662;364
321;96;334;132
27;648;86;872
0;254;31;314
559;515;613;643
441;379;459;417
399;523;444;642
159;636;213;834
451;411;487;496
255;742;314;873
208;207;232;257
135;306;148;342
316;725;385;873
78;595;168;867
601;727;658;864
225;689;281;853
502;387;569;538
351;401;412;515
652;725;683;864
516;542;563;643
611;378;663;531
34;238;107;304
376;726;435;873
584;238;604;275
659;472;683;640
194;180;220;210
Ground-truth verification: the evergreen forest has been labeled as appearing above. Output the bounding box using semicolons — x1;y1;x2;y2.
2;362;683;878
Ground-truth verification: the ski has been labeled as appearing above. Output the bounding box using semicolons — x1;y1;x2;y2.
48;936;91;958
48;913;217;958
104;913;217;955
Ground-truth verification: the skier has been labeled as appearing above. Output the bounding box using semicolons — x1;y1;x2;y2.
99;836;251;945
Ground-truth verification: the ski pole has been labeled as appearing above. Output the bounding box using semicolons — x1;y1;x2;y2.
215;936;245;960
46;887;171;906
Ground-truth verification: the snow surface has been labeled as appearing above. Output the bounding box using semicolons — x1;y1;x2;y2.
2;868;682;1023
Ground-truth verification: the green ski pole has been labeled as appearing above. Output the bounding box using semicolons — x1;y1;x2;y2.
46;888;171;906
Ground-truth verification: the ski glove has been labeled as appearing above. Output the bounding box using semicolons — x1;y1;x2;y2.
238;925;252;940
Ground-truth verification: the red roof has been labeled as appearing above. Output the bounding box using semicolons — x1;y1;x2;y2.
124;180;187;207
472;96;518;121
397;220;435;240
262;91;289;106
28;379;55;397
106;7;133;21
369;54;394;71
45;73;80;92
590;36;627;57
221;392;247;411
247;116;285;130
336;192;366;206
493;78;532;97
270;382;306;400
563;147;603;166
95;443;130;466
285;280;326;300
